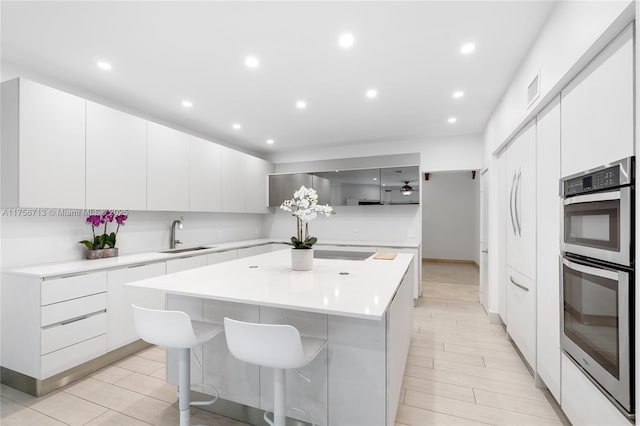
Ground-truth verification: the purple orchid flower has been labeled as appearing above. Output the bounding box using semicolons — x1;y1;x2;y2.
115;214;128;225
102;210;115;222
86;215;102;228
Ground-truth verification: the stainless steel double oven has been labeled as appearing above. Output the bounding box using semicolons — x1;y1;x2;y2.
561;156;634;416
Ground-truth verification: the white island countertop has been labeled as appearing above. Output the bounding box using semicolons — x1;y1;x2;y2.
126;249;413;320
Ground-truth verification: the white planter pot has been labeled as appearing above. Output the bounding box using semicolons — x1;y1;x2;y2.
291;248;314;271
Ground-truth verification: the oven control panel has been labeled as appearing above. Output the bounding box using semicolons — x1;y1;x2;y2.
564;165;621;196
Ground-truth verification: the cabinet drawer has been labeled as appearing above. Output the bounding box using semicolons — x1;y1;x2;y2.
41;292;106;327
42;271;107;305
41;334;107;379
41;312;106;355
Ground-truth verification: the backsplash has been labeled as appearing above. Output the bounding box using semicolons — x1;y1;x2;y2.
0;210;267;268
265;205;421;245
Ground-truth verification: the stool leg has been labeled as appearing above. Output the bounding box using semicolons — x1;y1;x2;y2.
273;368;285;426
178;348;191;426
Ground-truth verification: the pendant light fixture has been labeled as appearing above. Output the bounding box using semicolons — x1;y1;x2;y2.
401;181;413;196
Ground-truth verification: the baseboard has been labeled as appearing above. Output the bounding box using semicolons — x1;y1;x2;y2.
1;339;150;397
422;258;477;266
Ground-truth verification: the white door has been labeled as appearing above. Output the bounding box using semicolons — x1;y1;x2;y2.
506;119;537;280
479;169;489;310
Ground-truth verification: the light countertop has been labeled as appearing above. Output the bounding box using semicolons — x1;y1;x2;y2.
2;238;418;278
125;249;414;320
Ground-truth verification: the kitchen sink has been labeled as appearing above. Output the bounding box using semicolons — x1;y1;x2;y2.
159;246;214;254
313;250;375;261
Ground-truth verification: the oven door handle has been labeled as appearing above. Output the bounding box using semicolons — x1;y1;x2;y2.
509;172;517;236
514;170;522;237
563;190;621;205
562;257;620;280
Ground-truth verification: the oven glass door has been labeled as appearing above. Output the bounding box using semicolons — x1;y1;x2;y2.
563;258;621;379
563;187;630;265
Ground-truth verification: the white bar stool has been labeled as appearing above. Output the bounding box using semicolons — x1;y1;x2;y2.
133;305;223;426
224;317;326;426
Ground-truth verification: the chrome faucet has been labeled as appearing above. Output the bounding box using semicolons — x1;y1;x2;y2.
170;217;184;249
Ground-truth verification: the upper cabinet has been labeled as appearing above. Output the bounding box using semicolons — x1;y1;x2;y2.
86;102;147;210
561;26;633;177
245;155;273;213
1;78;273;213
190;137;222;212
2;78;86;208
147;122;191;211
220;146;247;213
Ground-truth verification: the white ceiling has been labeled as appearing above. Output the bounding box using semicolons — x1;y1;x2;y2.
1;1;555;155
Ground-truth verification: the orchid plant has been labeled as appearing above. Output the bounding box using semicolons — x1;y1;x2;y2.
79;210;128;250
280;186;335;249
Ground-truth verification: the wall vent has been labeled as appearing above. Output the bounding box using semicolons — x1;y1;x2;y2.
526;71;540;109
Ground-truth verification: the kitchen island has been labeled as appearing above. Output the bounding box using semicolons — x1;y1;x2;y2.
126;248;414;426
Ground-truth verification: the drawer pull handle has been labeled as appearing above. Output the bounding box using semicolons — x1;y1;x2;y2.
57;272;88;279
509;276;529;292
61;315;88;326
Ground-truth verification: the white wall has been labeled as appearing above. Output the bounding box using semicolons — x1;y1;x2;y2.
483;0;633;162
1;211;266;268
269;134;483;174
421;171;480;263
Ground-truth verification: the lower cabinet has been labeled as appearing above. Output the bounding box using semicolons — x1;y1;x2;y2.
166;254;208;273
506;267;536;369
561;354;632;426
1;271;108;380
237;244;274;259
207;249;238;265
106;262;166;351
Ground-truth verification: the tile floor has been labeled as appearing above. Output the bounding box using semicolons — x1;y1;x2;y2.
394;261;568;426
0;261;567;425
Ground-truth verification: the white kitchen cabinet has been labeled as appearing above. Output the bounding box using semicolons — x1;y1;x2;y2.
561;354;632;426
220;146;247;212
561;25;634;177
166;255;208;274
1;271;108;380
1;78;85;208
147;122;190;211
86;101;147;210
506;119;537;280
237;244;273;259
106;262;166;351
190;136;222;212
207;249;238;265
506;266;536;369
377;246;420;300
245;155;273;213
535;96;561;401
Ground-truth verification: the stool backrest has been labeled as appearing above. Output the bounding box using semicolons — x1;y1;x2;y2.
224;317;308;370
132;304;197;349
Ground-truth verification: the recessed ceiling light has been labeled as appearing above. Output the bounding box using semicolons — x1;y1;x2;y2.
97;61;112;71
453;91;464;98
339;33;355;48
232;123;241;130
266;139;274;145
182;100;193;108
373;177;377;181
245;56;259;68
366;89;378;99
448;117;457;123
460;43;476;54
296;100;307;109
